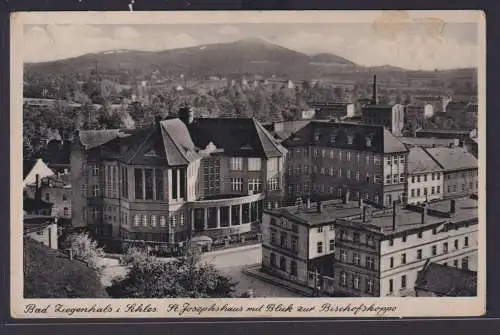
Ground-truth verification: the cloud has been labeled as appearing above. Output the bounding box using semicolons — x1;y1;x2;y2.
217;25;240;35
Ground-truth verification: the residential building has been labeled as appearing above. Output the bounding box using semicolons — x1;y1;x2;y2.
70;107;287;248
310;102;355;121
407;147;444;204
333;196;478;297
24;173;72;220
424;147;478;198
362;76;405;137
261;196;371;295
415;262;477;297
23;158;54;188
282;120;409;207
405;103;434;126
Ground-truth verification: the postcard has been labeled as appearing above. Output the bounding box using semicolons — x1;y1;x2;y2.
11;10;486;318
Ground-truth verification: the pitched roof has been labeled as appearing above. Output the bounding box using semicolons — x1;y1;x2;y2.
186;117;286;158
407;147;443;174
424;147;478;171
415;262;477;297
160;119;200;166
283;121;407;154
23;159;36;179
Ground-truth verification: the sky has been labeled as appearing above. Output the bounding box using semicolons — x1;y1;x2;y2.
23;19;479;70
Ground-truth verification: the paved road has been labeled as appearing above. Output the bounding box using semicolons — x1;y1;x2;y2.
99;244;300;297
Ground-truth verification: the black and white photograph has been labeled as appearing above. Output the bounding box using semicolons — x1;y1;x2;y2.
11;10;486;318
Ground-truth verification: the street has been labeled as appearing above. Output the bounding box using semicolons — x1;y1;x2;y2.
98;244;300;297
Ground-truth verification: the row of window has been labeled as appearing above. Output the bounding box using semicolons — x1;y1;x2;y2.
312;131;375;149
447;182;478;193
388;237;470;268
339;271;375;294
385;173;406;185
230;157;262;171
91;210;186;229
44;192;69;202
311;148;379;164
410;172;441;183
410;186;441;198
338;250;376;270
287;185;382;204
446;171;478;180
269;253;298;276
389;228;470;246
338;230;376;247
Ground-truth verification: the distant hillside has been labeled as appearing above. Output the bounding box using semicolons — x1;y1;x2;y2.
24;37;477;87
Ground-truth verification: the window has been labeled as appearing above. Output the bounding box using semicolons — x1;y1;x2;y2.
246;157;261;171
353;233;360;243
353;252;361;265
389;238;394;246
280;232;287;248
248;178;262;192
454;259;459;268
390;257;394;268
417;230;423;239
267;177;279;191
347;152;351;161
321;149;326;158
366;234;375;247
270;230;276;244
431;172;435;181
464;236;469;247
386;157;391;166
401;275;407;289
389;279;394;293
386;174;391;184
411;176;415;183
402;233;407;243
432;245;437;256
432;227;437;235
145;169;154;200
63;207;69;216
340;250;347;262
231;178;243;191
268;158;279;171
443;242;449;253
329;224;335;231
399;174;405;183
142;215;148;227
150;215;157;227
155;169;164;200
401;253;407;265
424;174;428;182
417;249;422;260
160;216;166;227
179;213;185;226
437;186;441;194
270;253;276;267
134;168;143;200
291;237;298;252
431;186;435;195
340;272;347;287
393;174;398;184
230;157;243;171
366;256;375;270
353;275;360;290
291;261;297;276
461;257;469;270
417;188;421;197
317;226;323;233
329;239;335;251
280;256;286;270
454;239;459;250
92;185;99;197
91;165;99;176
366;279;374;294
317;242;323;254
437;174;441;180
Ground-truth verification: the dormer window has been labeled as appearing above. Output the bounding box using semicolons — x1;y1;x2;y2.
366;137;373;147
313;130;321;142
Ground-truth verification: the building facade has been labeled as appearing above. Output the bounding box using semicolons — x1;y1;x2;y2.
71;108;287;249
333;196;478;297
407;147;444;204
281;121;408;208
423;147;478;198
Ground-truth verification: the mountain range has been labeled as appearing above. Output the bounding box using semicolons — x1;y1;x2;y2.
24;37;476;85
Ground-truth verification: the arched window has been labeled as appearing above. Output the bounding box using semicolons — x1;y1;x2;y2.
151;215;157;227
160;216;166;227
179;213;185;226
134;214;140;226
142;215;148;227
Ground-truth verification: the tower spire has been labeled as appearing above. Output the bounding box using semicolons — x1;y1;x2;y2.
372;75;378;105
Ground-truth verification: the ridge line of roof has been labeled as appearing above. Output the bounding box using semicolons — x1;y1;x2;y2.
252;118;286;157
160;119;191;165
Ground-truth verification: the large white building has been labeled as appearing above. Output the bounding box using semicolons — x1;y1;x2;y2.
333;196;478;297
407;147;444;204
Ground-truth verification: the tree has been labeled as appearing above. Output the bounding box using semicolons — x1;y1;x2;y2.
107;242;236;298
60;232;105;271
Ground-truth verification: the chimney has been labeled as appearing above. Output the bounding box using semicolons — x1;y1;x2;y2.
343;189;350;204
450;199;456;214
372;75;378;105
392;201;397;231
317;201;323;214
421;204;428;225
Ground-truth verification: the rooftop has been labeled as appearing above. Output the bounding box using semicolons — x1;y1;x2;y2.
416;128;471;135
415;262;477;297
338;196;478;236
424;147;478;171
400;137;458;148
407;147;443;174
265;198;369;226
